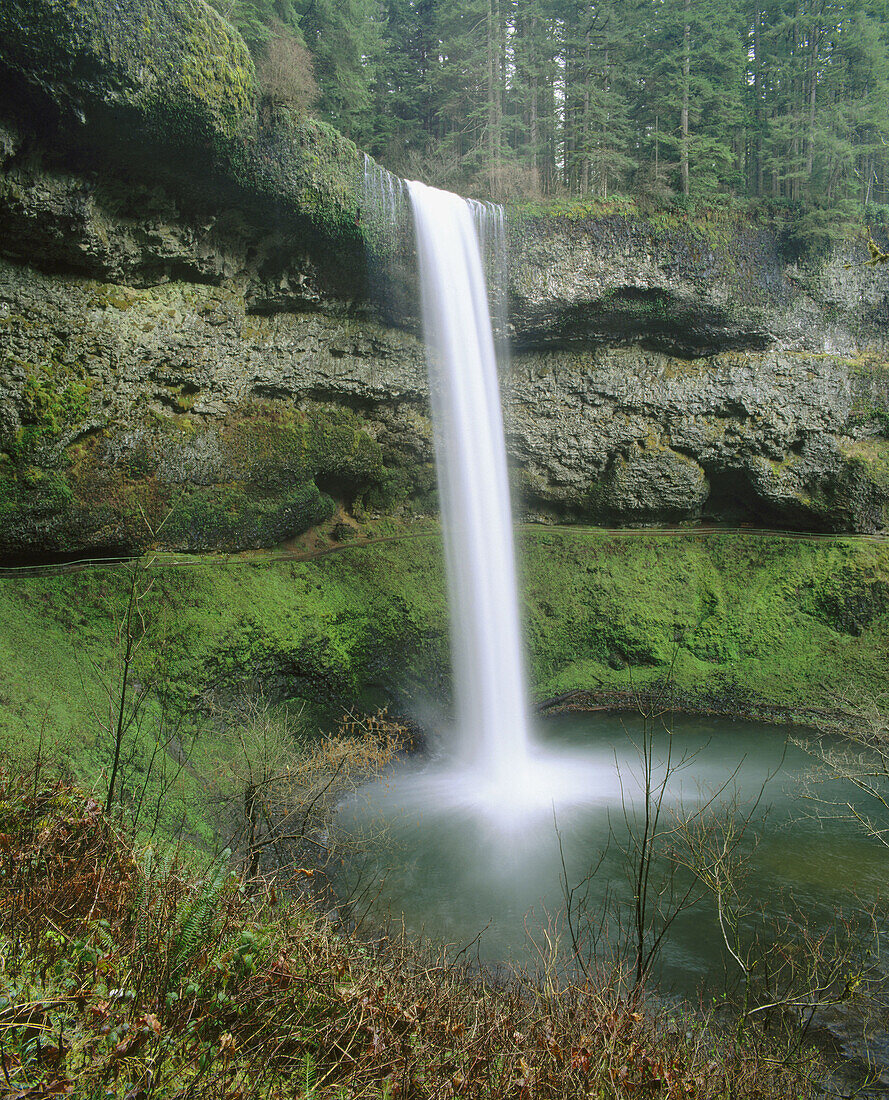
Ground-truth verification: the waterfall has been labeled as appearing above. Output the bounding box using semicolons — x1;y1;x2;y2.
406;180;532;788
361;162;599;818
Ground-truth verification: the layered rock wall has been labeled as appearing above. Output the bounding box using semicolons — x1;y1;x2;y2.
1;0;888;554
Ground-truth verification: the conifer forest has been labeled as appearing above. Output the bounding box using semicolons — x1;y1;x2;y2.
217;0;889;220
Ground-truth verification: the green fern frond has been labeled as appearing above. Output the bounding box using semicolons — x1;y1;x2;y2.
302;1051;317;1098
131;844;177;953
93;918;115;954
171;849;231;970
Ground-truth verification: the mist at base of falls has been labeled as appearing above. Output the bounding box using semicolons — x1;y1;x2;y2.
335;714;888;994
345;741;613;827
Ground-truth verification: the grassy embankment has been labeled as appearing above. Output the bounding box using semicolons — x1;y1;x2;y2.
0;769;830;1099
0;524;884;1096
0;523;886;843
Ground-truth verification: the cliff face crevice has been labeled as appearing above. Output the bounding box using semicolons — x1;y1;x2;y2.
506;348;883;531
507;215;785;357
0;0;888;553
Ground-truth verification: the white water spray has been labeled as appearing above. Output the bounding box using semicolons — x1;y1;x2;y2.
407;180;531;790
361;163;599;820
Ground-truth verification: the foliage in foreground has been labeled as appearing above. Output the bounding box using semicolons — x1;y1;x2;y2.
0;769;828;1099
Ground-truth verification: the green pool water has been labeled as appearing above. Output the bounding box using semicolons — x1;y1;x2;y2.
335;713;888;1000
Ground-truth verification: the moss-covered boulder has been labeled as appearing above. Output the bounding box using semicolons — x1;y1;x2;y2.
0;0;256;145
0;396;408;554
0;0;362;246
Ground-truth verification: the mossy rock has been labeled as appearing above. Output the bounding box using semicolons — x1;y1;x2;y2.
239;111;362;237
0;400;429;556
0;466;76;534
836;438;889;530
217;402;385;492
0;0;257;146
0;0;363;243
162;482;334;551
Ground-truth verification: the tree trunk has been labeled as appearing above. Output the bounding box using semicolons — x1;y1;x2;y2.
681;0;690;196
583;39;592;195
486;0;500;195
655;114;660;186
805;27;819;188
531;65;540;194
245;782;261;881
753;6;764;196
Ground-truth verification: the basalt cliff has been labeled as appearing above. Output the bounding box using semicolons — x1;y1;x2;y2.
1;0;889;557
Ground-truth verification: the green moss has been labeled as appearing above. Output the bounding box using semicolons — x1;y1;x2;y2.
519;529;889;710
219;402;385;493
508;197;752;253
599;287;673;320
238;112;362;237
849;403;889;437
0;396;434;555
175;3;256;135
0;527;886;772
91;284;139;311
510;195;641;220
365;460;438;514
0;0;258;144
0;358;94;488
845;352;889;378
840;437;889;523
0;534;450;833
0;467;75;526
162;482;334;549
17;362;91;441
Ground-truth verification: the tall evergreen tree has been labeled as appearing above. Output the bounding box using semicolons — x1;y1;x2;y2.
273;0;889;211
297;0;382;141
639;0;746;197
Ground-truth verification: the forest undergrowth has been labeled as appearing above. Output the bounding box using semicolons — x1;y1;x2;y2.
0;760;835;1100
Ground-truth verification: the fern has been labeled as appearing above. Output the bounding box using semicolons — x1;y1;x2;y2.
92;918;115;955
302;1051;317;1099
171;849;231;971
131;844;176;953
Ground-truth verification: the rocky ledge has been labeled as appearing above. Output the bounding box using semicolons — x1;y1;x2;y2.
0;0;888;554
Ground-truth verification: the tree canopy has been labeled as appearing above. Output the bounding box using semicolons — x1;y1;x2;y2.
212;0;889;222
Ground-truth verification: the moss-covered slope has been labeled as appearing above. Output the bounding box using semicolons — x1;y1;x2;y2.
0;529;885;807
520;528;889;713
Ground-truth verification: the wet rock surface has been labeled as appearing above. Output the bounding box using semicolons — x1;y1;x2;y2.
0;0;888;552
1;230;887;552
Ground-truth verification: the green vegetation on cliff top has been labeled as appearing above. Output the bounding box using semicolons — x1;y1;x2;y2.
0;0;363;237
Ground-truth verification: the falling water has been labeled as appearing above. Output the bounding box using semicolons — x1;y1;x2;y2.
362;155;408;240
407;180;531;789
467;196;510;370
361;161;600;818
